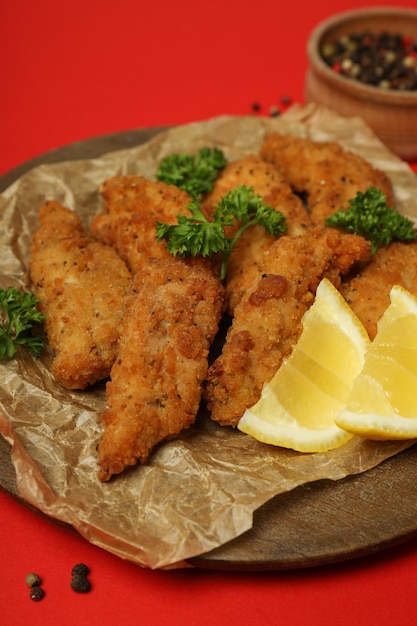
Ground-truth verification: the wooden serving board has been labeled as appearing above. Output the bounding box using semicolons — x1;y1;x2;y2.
1;128;417;571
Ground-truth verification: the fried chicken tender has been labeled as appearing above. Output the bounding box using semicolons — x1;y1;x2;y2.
90;175;204;273
29;200;132;390
202;155;311;313
203;154;308;233
260;133;395;224
204;227;372;427
97;257;224;481
340;240;417;339
92;174;225;479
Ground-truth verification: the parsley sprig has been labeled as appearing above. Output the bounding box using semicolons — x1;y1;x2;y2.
156;147;227;197
0;287;45;359
325;187;417;254
156;185;287;280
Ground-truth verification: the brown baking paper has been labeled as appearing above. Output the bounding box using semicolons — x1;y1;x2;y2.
1;105;416;570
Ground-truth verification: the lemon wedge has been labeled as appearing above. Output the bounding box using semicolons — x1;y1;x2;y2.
336;285;417;440
238;278;370;452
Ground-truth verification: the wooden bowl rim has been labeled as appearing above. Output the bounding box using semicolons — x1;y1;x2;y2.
307;6;417;105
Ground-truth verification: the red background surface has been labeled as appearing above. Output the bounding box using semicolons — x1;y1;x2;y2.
1;1;417;624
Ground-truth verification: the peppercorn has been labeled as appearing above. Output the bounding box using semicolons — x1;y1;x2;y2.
29;586;45;602
71;563;90;577
280;95;292;106
25;573;41;588
321;29;417;91
70;562;91;593
70;574;91;593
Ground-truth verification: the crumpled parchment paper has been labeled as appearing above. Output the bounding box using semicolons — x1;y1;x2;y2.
0;104;416;569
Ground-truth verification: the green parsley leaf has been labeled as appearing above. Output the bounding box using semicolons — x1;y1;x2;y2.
156;200;228;258
156;185;287;281
325;187;417;255
0;287;45;359
156;147;227;197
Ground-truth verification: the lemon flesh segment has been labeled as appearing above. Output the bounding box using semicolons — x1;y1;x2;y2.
238;278;370;452
336;285;417;440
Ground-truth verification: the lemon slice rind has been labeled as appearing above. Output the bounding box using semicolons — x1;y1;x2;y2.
336;410;417;441
240;406;354;452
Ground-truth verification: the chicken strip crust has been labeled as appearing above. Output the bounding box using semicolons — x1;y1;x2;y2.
204;228;371;427
90;174;225;479
90;175;210;274
29;201;132;390
203;154;309;234
97;257;224;481
260;133;395;225
202;155;311;313
340;240;417;340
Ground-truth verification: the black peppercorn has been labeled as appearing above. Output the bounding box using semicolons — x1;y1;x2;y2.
71;563;90;577
30;586;45;602
70;574;92;593
321;29;417;91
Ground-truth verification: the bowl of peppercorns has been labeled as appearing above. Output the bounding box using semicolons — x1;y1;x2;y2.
305;6;417;160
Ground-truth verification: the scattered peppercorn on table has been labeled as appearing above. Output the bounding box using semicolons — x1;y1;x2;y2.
1;1;417;625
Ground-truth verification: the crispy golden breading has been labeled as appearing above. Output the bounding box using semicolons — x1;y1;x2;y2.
97;257;224;481
260;133;395;224
202;155;311;313
90;175;197;273
89;174;225;479
29;134;411;480
204;228;372;427
203;154;309;234
29;201;132;390
340;240;417;339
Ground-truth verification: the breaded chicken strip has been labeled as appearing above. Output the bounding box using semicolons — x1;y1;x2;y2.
90;175;210;274
204;228;371;427
202;155;311;313
260;133;395;225
340;240;417;339
203;154;308;234
97;257;224;481
29;201;132;390
91;174;225;479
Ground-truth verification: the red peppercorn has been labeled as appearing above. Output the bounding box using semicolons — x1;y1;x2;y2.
322;30;417;91
401;35;414;51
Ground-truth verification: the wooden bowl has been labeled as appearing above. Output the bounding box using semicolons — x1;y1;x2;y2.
305;7;417;161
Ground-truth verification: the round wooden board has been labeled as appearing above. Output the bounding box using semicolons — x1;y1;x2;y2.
1;127;417;571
